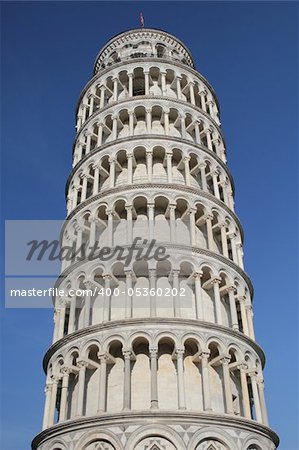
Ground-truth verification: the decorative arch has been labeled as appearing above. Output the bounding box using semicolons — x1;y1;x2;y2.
125;424;186;450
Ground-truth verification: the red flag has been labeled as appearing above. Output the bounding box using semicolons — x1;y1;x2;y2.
140;12;144;28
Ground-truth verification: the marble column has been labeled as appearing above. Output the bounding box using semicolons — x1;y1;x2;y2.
250;374;263;423
59;367;71;422
194;271;204;320
76;361;87;417
201;351;212;411
48;377;59;426
227;286;239;331
42;383;53;430
149;269;156;317
176;348;186;409
149;347;158;409
123;350;132;410
97;354;108;413
212;278;222;325
239;364;251;419
221;356;234;414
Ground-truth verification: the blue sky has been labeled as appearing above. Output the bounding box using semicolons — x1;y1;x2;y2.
1;1;298;449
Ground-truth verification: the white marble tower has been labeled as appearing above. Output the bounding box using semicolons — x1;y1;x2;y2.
32;28;279;450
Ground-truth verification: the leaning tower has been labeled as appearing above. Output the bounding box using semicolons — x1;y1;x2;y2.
32;29;279;450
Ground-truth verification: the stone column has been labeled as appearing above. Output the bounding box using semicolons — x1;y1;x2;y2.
194;271;204;320
239;364;251;419
206;129;213;151
103;275;111;322
176;76;182;99
169;204;176;242
129;110;134;136
149;347;158;409
123;349;132;410
81;174;88;201
146;150;153;182
199;163;207;190
59;367;70;422
67;297;76;334
127;153;133;184
100;86;106;108
57;299;66;340
140;106;150;135
220;179;229;205
228;232;238;264
107;211;113;247
109;157;115;188
76;361;87;417
42;383;52;430
52;309;59;343
96;122;103;147
128;72;133;97
236;242;244;269
246;305;255;340
250;373;263;423
205;214;214;250
176;348;186;409
126;205;133;244
189;82;195;105
149;269;156;317
172;270;181;318
148;203;155;240
189;208;196;246
195;122;201;144
164;109;170;135
72;186;79;210
212;170;220;198
201;351;212;411
200;91;207;112
227;286;239;331
97;354;108;413
211;277;222;325
221;356;234;414
89;94;95;117
92;164;100;195
144;71;149;95
112;116;118;140
258;378;269;425
112;77;118;101
75;224;83;260
180;114;186;139
166;151;173;183
220;222;229;258
81;104;87;122
184;156;191;186
207;100;215;119
89;217;97;248
83;283;92;327
85;132;92;154
125;270;133;318
48;377;59;426
238;296;249;336
161;71;167;95
76;112;82;131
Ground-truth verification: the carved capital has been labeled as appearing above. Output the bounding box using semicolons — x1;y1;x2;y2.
149;347;158;358
77;360;88;369
175;348;185;358
122;349;132;360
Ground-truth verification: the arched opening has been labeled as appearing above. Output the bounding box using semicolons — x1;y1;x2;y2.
131;337;150;409
157;337;178;409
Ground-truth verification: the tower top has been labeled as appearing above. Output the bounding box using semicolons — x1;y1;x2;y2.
93;28;195;74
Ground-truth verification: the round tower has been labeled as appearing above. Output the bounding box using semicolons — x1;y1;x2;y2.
32;28;279;450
